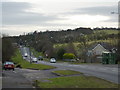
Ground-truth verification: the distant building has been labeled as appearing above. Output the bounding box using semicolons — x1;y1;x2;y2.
86;42;116;63
90;44;110;56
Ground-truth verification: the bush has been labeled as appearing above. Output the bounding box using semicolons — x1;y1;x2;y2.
56;48;66;59
63;53;76;59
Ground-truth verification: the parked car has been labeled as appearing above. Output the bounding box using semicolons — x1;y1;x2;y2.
3;61;15;70
50;58;56;63
38;56;43;60
32;57;38;63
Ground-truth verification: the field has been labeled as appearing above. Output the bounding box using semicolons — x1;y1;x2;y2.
94;30;119;35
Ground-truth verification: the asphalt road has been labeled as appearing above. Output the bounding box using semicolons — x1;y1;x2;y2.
38;61;119;84
2;70;33;88
20;46;119;84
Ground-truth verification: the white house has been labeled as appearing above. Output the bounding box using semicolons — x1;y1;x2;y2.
91;44;110;56
87;43;111;63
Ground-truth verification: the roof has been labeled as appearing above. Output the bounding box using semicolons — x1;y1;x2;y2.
88;42;114;51
92;44;106;51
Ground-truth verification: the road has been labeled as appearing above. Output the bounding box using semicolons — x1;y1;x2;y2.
2;46;119;88
2;70;33;88
21;46;119;84
37;61;119;84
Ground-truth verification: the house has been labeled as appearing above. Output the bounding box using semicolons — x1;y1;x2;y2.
86;42;115;63
91;44;110;56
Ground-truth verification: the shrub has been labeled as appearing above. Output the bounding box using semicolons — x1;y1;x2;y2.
63;53;76;59
56;48;66;59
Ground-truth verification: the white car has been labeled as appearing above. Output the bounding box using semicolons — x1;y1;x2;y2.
50;58;56;63
24;53;28;57
32;58;38;63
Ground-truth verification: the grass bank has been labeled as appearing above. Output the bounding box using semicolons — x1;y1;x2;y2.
11;49;56;70
36;76;118;88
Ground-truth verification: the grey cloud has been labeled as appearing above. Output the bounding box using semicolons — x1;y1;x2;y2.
70;5;117;15
66;5;118;22
2;2;62;25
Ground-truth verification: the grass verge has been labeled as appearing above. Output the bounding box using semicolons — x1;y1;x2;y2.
52;70;83;76
36;76;118;88
11;49;56;70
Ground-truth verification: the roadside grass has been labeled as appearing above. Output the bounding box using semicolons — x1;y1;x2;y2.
11;49;56;70
52;70;83;76
37;76;118;88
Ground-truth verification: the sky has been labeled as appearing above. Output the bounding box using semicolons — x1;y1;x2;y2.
1;0;119;36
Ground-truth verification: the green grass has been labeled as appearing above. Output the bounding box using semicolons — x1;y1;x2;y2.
37;76;118;88
54;38;118;48
11;49;56;70
94;30;119;35
52;70;83;76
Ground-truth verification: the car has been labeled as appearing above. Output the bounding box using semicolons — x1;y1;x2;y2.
32;57;38;63
50;58;56;63
38;56;43;60
24;53;28;57
3;61;15;70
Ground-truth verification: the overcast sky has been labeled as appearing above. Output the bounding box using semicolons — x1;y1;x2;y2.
1;0;119;36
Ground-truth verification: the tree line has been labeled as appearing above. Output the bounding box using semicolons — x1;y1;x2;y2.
5;27;119;62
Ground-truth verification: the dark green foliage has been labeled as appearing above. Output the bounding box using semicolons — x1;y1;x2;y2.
63;53;76;59
33;40;54;58
56;48;66;59
116;31;120;63
65;43;77;56
2;37;15;62
6;28;118;62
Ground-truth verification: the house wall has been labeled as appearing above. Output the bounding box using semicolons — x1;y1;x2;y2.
92;45;109;56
